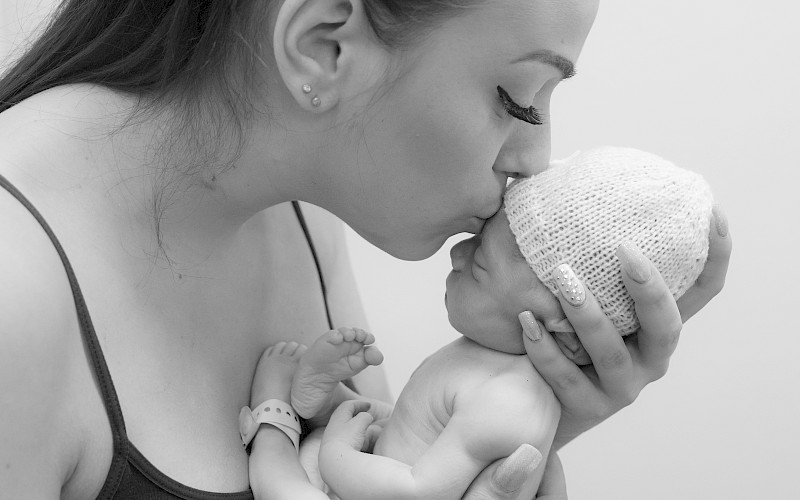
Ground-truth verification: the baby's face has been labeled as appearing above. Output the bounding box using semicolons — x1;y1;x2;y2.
445;210;568;354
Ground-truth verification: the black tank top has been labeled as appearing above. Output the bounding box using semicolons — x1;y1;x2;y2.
0;174;337;499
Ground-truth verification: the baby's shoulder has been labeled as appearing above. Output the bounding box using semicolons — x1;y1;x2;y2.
447;355;560;462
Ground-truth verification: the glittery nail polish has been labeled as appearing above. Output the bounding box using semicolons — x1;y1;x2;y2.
713;205;728;237
616;241;651;284
518;311;542;342
553;264;586;307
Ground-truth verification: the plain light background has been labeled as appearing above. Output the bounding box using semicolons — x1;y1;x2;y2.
2;2;798;499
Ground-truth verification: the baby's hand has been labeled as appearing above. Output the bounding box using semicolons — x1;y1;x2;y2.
321;400;375;452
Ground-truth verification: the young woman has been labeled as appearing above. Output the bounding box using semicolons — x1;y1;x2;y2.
0;0;730;498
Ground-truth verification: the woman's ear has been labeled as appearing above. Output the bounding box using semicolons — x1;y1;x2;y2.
272;0;379;112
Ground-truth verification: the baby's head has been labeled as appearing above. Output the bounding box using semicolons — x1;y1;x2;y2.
445;146;714;363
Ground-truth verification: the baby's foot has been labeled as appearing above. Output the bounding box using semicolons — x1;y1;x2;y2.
250;341;308;407
291;327;383;418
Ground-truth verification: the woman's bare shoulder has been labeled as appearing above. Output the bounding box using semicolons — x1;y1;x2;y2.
0;182;87;495
0;180;78;332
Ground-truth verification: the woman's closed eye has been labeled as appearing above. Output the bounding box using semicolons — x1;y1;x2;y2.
497;86;543;126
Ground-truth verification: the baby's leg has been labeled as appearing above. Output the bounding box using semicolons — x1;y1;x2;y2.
291;327;384;419
247;342;327;500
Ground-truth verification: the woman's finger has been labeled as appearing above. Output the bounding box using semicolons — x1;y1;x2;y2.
550;265;634;398
617;242;682;372
520;315;617;448
462;444;543;500
676;206;732;322
536;452;567;500
521;314;599;407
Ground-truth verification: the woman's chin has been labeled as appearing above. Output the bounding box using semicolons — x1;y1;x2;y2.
364;232;447;261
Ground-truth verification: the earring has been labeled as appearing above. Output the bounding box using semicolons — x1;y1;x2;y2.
302;84;321;108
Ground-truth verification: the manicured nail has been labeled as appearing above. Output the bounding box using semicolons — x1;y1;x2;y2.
713;205;728;237
518;311;542;342
616;241;651;284
553;264;586;307
493;444;543;493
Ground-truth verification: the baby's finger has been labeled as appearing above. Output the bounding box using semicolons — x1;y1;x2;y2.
363;423;383;452
328;400;372;426
676;206;732;322
551;265;633;396
349;409;375;432
617;242;681;370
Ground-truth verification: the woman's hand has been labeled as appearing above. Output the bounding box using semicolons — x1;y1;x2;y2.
520;209;731;449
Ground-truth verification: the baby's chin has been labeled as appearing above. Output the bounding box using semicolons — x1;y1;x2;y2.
552;331;592;365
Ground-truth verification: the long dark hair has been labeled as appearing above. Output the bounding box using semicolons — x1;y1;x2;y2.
0;0;477;115
0;1;263;113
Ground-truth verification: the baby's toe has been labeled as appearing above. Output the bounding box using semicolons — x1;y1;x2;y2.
326;329;344;345
340;327;356;342
283;341;301;355
270;341;287;355
364;346;384;366
353;328;367;343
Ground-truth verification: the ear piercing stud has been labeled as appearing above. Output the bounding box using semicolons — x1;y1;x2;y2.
302;83;321;108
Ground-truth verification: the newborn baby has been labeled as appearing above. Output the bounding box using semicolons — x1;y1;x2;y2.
244;146;715;500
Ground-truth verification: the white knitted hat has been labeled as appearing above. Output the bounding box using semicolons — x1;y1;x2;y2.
504;146;714;335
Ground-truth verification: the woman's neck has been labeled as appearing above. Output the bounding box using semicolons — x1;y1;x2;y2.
31;85;312;253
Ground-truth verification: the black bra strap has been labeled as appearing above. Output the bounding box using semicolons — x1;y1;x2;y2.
0;174;128;494
291;201;334;331
291;201;357;393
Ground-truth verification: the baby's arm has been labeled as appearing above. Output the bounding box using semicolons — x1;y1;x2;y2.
319;373;560;500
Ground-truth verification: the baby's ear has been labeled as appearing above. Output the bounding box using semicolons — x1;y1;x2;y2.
550;328;592;366
544;318;575;334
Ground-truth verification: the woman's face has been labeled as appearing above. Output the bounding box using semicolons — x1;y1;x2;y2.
445;209;564;354
335;0;599;259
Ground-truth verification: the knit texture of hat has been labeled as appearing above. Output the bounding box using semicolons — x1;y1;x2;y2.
504;146;714;335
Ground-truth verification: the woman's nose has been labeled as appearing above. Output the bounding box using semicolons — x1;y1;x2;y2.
495;126;552;178
450;236;479;270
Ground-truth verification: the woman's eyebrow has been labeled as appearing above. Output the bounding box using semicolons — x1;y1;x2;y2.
512;50;576;80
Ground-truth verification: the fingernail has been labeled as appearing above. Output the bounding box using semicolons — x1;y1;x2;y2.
616;241;651;284
493;444;543;493
519;311;542;342
553;264;586;307
713;205;728;237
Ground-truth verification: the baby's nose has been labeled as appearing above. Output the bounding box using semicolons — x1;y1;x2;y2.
450;236;479;270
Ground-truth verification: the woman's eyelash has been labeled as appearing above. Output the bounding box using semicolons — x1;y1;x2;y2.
496;86;543;126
